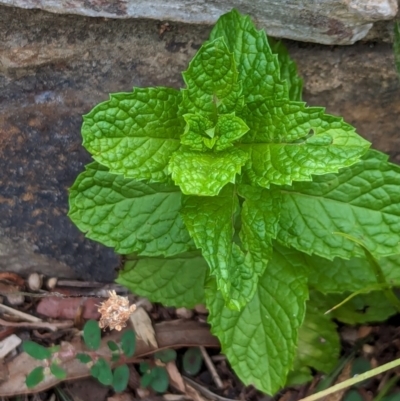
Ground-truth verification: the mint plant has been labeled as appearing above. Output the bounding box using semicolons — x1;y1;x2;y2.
23;320;135;392
69;9;400;394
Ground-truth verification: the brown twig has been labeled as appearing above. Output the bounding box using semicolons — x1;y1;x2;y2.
182;376;235;401
0;303;41;322
0;318;74;332
200;346;224;389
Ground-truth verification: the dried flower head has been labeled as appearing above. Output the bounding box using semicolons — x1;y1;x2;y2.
98;290;136;331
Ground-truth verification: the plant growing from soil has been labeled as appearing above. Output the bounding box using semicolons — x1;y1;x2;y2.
23;320;135;392
68;9;400;394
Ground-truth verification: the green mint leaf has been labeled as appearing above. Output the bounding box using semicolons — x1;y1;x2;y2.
181;113;249;151
268;38;303;101
69;162;193;256
83;319;101;351
214;113;249;151
291;298;340;381
116;252;207;308
82;87;183;182
181;113;213;151
181;37;242;116
23;341;52;360
209;9;286;102
239;101;370;187
206;246;308;394
313;291;396;325
238;184;281;276
277;150;400;260
169;148;248;196
307;253;400;294
26;366;45;389
182;185;257;310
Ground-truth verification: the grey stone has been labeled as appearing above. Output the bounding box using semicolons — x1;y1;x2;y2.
0;6;399;281
0;0;398;45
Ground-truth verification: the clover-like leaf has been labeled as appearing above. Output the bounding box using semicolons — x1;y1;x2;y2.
91;358;113;386
82;87;183;182
117;252;207;308
107;341;119;352
140;362;151;374
182;185;257;310
209;9;286;102
150;366;169;393
181;37;242;116
238;100;370;188
113;364;130;392
76;353;92;364
140;372;153;388
69;162;193;256
183;347;203;376
23;341;52;360
83;320;101;351
277;150;400;260
206;246;308;395
25;366;45;389
50;363;67;380
169;147;248;196
155;349;177;363
121;330;136;358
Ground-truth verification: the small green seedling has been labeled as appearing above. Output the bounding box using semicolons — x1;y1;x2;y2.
182;347;203;376
140;363;170;394
23;320;135;393
139;349;177;393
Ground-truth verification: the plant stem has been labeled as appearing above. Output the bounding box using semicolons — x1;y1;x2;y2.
299;358;400;401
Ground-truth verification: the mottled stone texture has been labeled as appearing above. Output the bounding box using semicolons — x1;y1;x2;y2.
0;6;399;280
0;0;398;45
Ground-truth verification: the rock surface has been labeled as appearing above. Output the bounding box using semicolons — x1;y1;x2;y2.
0;6;399;281
0;0;398;45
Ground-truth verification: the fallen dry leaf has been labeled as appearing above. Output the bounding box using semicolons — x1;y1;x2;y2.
166;361;207;401
129;307;157;348
0;334;21;359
